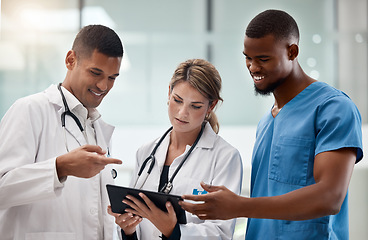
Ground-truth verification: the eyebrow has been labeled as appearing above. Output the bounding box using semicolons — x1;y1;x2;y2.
174;93;205;104
243;53;270;59
91;67;120;77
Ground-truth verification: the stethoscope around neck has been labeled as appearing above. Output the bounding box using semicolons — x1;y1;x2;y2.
57;83;84;153
57;83;84;133
133;122;206;194
57;83;116;178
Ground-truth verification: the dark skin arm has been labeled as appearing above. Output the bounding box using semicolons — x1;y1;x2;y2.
180;148;356;220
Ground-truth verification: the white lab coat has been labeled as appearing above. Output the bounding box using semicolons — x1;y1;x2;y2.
130;122;243;240
0;84;117;240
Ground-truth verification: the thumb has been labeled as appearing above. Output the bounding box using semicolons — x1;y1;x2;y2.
200;181;221;193
166;201;176;217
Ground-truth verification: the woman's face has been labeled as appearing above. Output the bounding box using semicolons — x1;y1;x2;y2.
168;81;212;134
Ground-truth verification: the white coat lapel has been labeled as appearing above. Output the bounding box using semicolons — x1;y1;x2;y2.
93;119;114;152
64;115;86;146
45;84;86;147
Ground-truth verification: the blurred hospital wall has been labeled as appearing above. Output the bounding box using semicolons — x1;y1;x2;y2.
0;0;367;239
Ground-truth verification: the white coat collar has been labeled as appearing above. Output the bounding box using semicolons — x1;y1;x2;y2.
152;122;217;177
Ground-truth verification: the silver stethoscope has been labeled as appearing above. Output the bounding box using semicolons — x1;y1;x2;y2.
57;83;117;179
133;122;205;194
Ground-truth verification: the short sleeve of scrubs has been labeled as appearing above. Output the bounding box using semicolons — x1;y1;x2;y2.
315;94;363;162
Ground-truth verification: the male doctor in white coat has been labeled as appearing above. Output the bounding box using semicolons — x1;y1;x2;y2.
0;25;124;240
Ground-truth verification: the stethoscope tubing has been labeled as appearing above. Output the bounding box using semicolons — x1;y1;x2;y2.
57;83;117;179
57;83;84;132
134;122;205;194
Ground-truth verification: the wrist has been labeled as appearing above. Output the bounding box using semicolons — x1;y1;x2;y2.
55;155;67;179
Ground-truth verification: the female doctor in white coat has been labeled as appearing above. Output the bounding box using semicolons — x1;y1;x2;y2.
108;58;243;240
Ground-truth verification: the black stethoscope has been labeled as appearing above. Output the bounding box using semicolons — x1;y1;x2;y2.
58;83;84;132
57;83;84;153
57;83;117;178
133;122;205;194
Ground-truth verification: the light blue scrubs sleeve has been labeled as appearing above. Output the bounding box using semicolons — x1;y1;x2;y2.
315;95;363;162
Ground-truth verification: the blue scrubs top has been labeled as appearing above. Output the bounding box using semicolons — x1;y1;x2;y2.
246;82;363;240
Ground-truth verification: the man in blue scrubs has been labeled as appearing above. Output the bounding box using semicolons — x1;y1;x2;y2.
180;9;363;239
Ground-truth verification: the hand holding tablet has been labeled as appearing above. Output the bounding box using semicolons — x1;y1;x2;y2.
106;184;187;224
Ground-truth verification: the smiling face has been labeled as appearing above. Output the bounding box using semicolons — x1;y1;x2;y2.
168;81;214;134
243;34;293;95
63;49;122;109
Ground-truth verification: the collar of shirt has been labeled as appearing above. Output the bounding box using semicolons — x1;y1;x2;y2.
60;86;101;124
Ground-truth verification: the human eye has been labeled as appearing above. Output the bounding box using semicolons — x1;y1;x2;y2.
90;70;101;76
191;103;202;109
259;57;270;62
173;97;182;103
191;104;202;109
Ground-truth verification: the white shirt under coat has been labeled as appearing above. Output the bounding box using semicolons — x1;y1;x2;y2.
131;122;243;240
0;84;117;240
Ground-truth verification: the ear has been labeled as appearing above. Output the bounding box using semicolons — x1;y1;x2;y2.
288;44;299;60
65;50;77;70
208;99;218;113
168;85;172;99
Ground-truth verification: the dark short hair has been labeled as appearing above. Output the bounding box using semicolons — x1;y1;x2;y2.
246;9;299;42
72;24;124;60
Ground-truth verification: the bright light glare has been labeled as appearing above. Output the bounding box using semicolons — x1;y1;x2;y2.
312;34;322;44
355;33;364;43
310;70;320;80
19;8;79;31
18;6;116;32
307;57;317;67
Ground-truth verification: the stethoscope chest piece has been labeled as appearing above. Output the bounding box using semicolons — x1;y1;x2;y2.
111;169;117;179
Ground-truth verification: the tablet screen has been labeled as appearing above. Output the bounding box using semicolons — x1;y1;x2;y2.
106;184;187;224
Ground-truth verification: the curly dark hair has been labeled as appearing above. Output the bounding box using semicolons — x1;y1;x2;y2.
246;9;300;43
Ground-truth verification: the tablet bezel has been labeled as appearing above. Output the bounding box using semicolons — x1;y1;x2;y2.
106;184;187;224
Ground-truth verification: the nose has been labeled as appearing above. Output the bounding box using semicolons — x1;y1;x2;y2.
178;105;189;117
96;79;108;92
247;60;261;73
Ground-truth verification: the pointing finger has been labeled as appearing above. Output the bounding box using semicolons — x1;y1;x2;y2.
93;155;122;165
181;193;207;202
103;157;122;165
200;181;222;192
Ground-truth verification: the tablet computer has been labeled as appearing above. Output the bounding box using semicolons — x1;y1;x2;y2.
106;184;187;224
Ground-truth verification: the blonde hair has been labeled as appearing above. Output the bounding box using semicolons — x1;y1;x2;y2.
169;59;223;134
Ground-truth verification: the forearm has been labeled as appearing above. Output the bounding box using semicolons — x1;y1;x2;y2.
241;183;343;221
0;158;62;209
